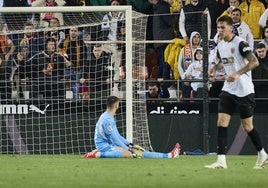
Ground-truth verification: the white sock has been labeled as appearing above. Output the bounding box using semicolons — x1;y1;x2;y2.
218;154;226;163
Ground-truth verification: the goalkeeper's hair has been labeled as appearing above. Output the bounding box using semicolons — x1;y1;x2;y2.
106;96;119;108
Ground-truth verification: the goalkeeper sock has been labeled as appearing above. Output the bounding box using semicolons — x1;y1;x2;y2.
100;150;124;158
142;151;168;158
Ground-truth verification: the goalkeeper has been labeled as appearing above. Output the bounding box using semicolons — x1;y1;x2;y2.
84;96;180;159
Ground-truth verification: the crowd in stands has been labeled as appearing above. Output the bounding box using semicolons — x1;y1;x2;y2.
0;0;268;102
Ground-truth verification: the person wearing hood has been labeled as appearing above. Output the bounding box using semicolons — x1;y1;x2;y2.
181;47;204;99
177;31;202;100
179;0;211;42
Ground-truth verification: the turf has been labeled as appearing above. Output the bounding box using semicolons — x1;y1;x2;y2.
0;155;267;188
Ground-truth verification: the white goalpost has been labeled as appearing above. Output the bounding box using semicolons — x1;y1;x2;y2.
0;6;152;154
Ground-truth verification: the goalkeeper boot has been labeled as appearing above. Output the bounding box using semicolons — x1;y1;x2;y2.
83;149;99;158
170;143;181;158
253;152;268;169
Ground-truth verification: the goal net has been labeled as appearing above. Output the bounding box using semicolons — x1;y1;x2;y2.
0;6;152;154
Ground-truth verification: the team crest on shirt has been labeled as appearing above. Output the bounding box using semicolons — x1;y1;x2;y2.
231;48;235;54
107;125;113;131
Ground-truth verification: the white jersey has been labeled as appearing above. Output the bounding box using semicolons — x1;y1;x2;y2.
182;60;203;91
101;12;125;42
217;35;254;97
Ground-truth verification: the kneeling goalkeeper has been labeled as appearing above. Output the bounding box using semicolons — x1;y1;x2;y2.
84;96;180;158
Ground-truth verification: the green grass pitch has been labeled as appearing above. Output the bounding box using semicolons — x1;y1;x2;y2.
0;155;267;188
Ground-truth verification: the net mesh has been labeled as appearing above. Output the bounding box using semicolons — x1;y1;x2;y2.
0;8;152;154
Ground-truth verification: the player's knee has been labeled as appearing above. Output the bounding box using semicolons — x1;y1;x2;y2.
242;125;253;133
217;118;228;127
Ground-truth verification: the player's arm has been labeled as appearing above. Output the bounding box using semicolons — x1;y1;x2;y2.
208;50;222;82
117;132;131;146
228;41;259;82
116;131;145;152
110;131;129;150
236;52;259;75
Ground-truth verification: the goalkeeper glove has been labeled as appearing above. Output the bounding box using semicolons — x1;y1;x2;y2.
129;143;145;152
132;150;143;158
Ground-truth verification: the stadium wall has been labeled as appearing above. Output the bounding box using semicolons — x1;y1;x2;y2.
147;101;268;155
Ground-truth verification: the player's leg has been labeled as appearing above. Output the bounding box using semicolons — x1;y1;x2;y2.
139;143;180;158
239;94;268;169
241;117;267;169
84;146;132;158
205;92;234;169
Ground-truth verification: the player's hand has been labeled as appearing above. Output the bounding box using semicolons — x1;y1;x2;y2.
130;144;145;152
132;150;143;158
226;72;239;82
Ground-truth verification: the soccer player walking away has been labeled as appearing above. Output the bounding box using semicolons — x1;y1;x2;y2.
84;96;180;159
205;15;268;169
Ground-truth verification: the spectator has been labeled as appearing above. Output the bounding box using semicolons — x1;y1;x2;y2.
0;28;16;62
218;0;241;19
205;0;229;37
26;37;68;99
149;0;177;87
179;0;211;42
252;42;268;98
181;48;204;99
231;8;254;49
46;17;65;49
239;0;265;39
259;8;268;28
19;21;44;59
127;0;154;45
146;82;170;99
60;27;88;99
9;45;30;99
0;24;16;100
178;31;202;99
31;0;66;28
101;0;125;96
260;26;268;50
81;44;112;99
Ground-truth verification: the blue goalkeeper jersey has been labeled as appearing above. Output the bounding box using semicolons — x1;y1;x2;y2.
94;111;130;152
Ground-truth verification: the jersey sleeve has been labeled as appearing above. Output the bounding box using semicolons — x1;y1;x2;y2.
238;41;252;58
